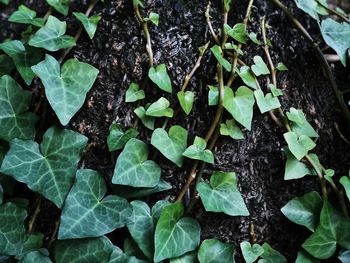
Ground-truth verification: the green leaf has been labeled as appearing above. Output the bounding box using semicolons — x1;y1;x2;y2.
223;86;255;130
284;132;316;160
170;251;198;263
224;23;248;44
1;127;88;208
338;250;350;263
259;243;286;263
177;91;194;115
284;150;318;180
0;0;10;5
149;12;159;26
251;56;270;76
281;191;322;232
0;55;15;76
123;236;148;261
237;66;257;89
208;85;219;106
224;43;244;55
240;241;264;263
107;124;138;151
320;18;350;66
286;108;318;138
0;75;38;142
302;201;350;259
8;5;45;27
73;12;101;39
276;62;288;71
211;45;231;71
19;250;52;263
125;83;145;103
133;0;144;8
249;32;262;45
146;97;174;117
268;84;283;97
223;0;231;12
134;105;155;130
296;250;320;263
154;202;201;262
220;119;244;140
197;171;249;216
182;136;214;164
151;126;188;167
198;239;235;263
340;172;350;203
0;202;27;256
293;0;323;20
254;89;281;113
19;233;44;257
29;16;75;51
32;54;99;125
112;138;161;188
58;169;131;239
148;64;172;93
46;0;70;16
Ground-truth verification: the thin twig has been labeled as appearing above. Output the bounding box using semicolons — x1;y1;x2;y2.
28;196;41;233
206;1;220;44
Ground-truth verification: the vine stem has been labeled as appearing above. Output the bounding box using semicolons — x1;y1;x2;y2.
315;0;350;24
28;195;41;233
206;1;220;45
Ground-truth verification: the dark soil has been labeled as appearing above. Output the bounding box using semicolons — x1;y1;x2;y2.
1;0;350;262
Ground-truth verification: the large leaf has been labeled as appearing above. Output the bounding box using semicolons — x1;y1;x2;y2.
284;131;316;160
0;75;38;142
112;138;161;188
154;202;201;262
32;54;99;125
197;171;249;216
1;127;88;208
293;0;325;20
107;123;138;151
151;126;188;167
198;239;235;263
240;241;264;263
259;243;286;263
182;136;214;164
73;12;101;39
58;169;131;239
296;250;319;263
148;64;172;93
8;5;45;27
46;0;70;16
284;150;318;180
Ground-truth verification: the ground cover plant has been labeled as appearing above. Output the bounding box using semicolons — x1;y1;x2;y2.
0;0;350;262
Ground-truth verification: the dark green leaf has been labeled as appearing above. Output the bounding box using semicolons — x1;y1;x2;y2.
340;172;350;203
284;150;318;180
240;241;264;263
46;0;70;16
170;251;198;263
182;136;214;164
258;243;286;263
296;250;320;263
0;55;15;76
107;124;138;151
19;250;52;263
198;239;235;263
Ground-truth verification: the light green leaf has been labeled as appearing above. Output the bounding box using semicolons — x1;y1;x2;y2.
296;250;320;263
220;119;244;140
154;202;201;262
293;0;323;20
46;0;70;16
170;251;198;263
125;83;145;103
149;12;159;26
19;250;52;263
281;191;322;232
73;12;101;39
254;89;280;113
198;239;235;263
0;127;88;208
258;243;286;263
237;66;257;89
268;84;283;97
197;171;249;216
8;5;45;27
148;64;172;93
0;75;38;142
338;250;350;263
0;0;10;5
151;126;188;167
211;45;231;71
224;43;244;55
251;56;270;76
224;23;248;44
284;132;316;160
276;62;288;71
340;172;350;202
284;150;318;180
134;105;155;130
133;0;144;8
223;0;231;12
112;138;161;188
58;169;131;239
0;55;15;76
32;54;99;126
182;136;214;164
240;241;264;263
249;32;262;45
107;124;138;151
223;86;255;130
208;85;219;106
146;97;174;117
29;16;75;51
177;91;194;115
286;108;318;138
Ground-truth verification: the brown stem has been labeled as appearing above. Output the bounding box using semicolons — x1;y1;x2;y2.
47;219;60;249
28;196;41;233
206;1;220;44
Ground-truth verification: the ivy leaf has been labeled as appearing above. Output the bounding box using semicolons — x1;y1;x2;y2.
198;239;235;263
338;250;350;263
110;244;148;263
134;105;155;130
19;233;44;257
29;16;75;51
254;89;281;113
154;202;201;262
240;241;264;263
296;250;320;263
112;138;161;188
224;23;248;44
259;243;287;263
197;171;249;216
225;43;244;55
151;126;188;167
0;75;38;142
237;66;257;89
223;0;232;12
182;136;214;164
340;172;350;202
107;124;138;151
223;86;255;130
125;83;145;103
0;0;10;4
58;169;131;239
0;202;27;256
268;84;283;97
46;0;70;16
149;12;159;26
148;64;172;93
32;54;99;126
302;201;350;259
208;85;219;106
249;32;262;45
8;5;45;27
211;45;231;71
284;132;316;160
0;55;15;76
293;0;321;20
123;237;148;261
170;251;198;263
286;108;318;138
177;91;194;115
19;250;52;263
281;191;322;232
276;62;288;71
284;150;318;180
251;56;270;76
146;97;174;117
73;12;101;39
220;119;244;140
1;127;88;208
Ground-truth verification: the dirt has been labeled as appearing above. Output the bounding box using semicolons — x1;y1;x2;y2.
1;0;350;262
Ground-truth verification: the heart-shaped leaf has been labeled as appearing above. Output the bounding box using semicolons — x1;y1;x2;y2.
107;123;138;151
112;138;161;188
182;136;214;164
197;171;249;216
284;132;316;160
46;0;70;16
146;97;174;117
134;105;155;130
29;16;75;51
58;169;131;239
154;202;201;262
32;54;99;125
177;91;194;115
211;45;231;71
8;5;45;27
268;84;283;97
1;127;88;208
125;83;145;103
208;85;219;106
223;86;255;130
240;241;264;263
340;171;350;202
0;75;38;142
286;108;318;138
254;89;281;113
276;62;288;71
237;66;257;89
148;64;172;93
198;239;235;263
259;243;287;263
151;126;188;167
149;12;159;26
224;23;248;44
249;32;262;45
284;150;318;180
73;12;101;39
251;56;270;76
220;119;244;140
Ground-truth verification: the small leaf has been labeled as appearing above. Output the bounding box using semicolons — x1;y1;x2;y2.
224;23;248;44
19;250;52;263
148;64;172;93
224;43;244;55
197;171;249;216
211;45;231;71
249;32;262;45
340;172;350;202
286;108;318;138
284;150;318;180
0;0;11;5
220;119;244;140
208;85;219;106
268;84;283;97
259;243;287;263
134;105;155;130
254;89;281;113
177;91;194;115
112;138;161;188
182;136;214;164
146;97;174;117
107;123;138;151
223;0;231;12
149;12;159;26
237;66;257;89
151;126;188;167
276;62;288;71
125;83;145;103
73;12;101;39
198;239;235;263
324;169;335;184
8;5;45;27
284;132;316;160
240;241;264;263
154;202;201;262
46;0;70;16
251;56;270;76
